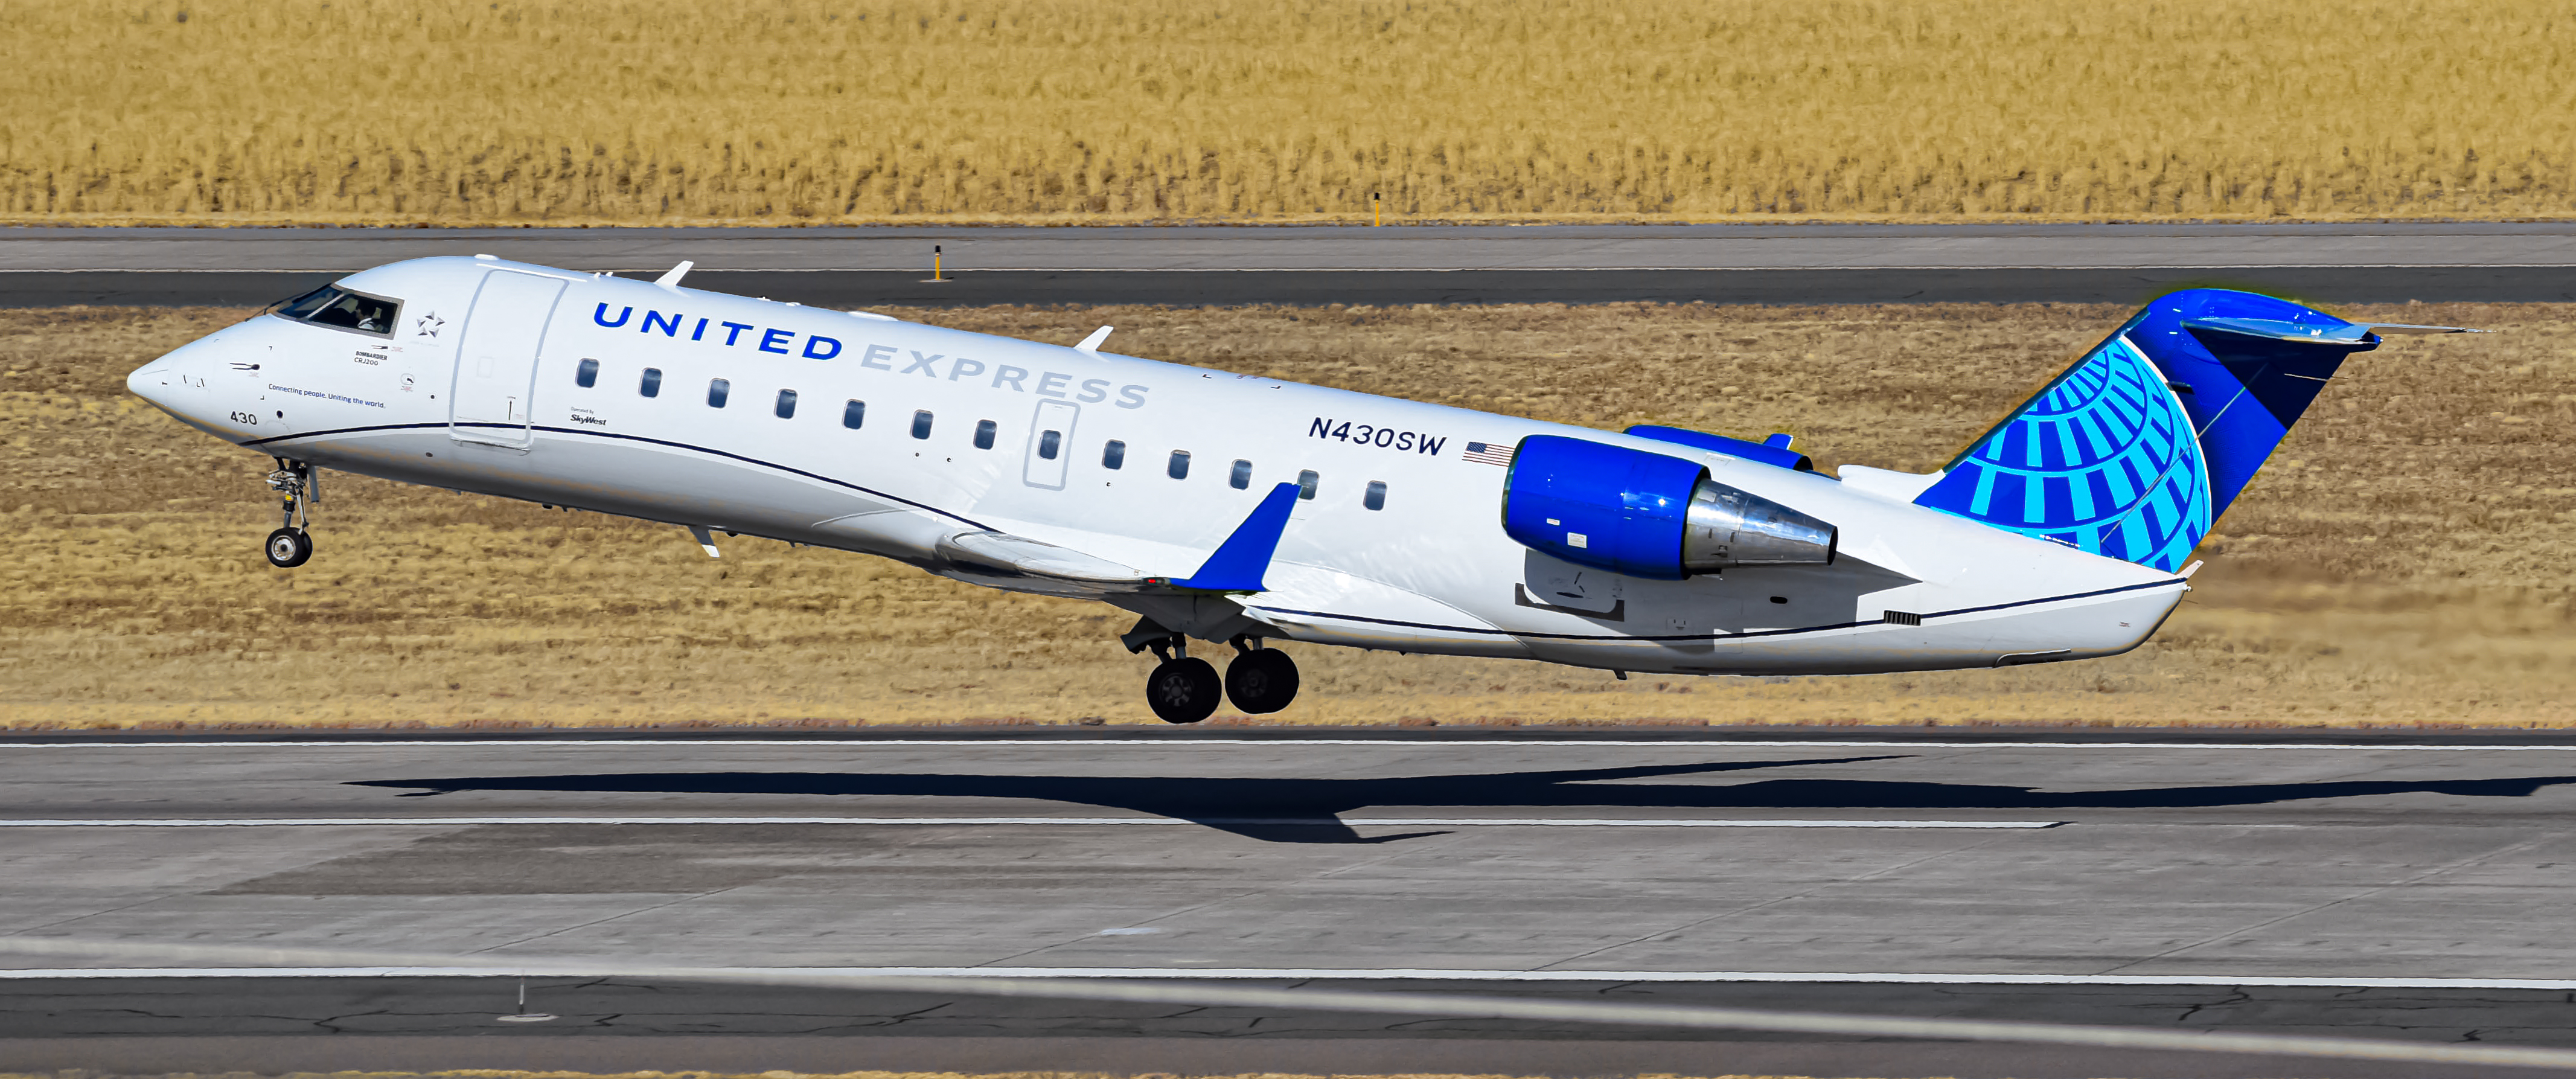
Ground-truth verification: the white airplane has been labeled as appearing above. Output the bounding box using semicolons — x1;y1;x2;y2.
126;255;2469;722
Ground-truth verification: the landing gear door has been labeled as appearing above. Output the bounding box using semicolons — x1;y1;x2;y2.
1022;400;1078;490
449;270;566;449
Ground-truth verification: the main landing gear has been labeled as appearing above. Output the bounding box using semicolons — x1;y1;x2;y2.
263;458;316;569
1136;633;1300;724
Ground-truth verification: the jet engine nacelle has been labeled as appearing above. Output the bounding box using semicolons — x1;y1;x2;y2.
1501;435;1838;580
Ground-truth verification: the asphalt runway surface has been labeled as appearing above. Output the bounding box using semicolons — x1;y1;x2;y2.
8;223;2576;306
7;733;2576;1077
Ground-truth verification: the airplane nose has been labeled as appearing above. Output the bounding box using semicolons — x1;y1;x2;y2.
126;359;179;411
128;335;214;415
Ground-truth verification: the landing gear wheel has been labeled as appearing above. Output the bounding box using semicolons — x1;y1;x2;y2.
1224;648;1300;714
264;458;319;568
264;527;314;569
1145;657;1222;724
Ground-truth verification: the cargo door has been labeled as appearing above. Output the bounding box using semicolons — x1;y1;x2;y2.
1021;400;1078;490
449;270;566;449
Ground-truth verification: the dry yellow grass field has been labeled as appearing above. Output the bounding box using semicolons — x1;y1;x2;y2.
3;299;2570;731
8;0;2573;225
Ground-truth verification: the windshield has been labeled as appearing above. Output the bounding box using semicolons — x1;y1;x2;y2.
271;285;400;336
272;285;339;319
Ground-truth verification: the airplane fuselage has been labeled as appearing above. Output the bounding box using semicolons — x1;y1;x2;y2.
129;256;2187;685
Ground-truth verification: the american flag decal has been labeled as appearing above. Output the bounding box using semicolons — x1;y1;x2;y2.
1462;441;1515;466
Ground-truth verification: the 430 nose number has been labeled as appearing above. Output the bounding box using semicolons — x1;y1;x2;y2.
228;411;260;426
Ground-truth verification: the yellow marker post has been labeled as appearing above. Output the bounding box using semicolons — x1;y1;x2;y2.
931;244;945;282
1373;192;1382;227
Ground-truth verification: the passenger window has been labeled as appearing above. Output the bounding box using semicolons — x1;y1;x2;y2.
775;389;797;419
706;379;730;408
575;358;599;388
912;410;934;439
639;368;662;397
1102;440;1126;469
974;419;997;450
1364;480;1388;511
1297;469;1319;499
1167;450;1191;479
1230;459;1252;490
842;400;866;429
1039;430;1062;459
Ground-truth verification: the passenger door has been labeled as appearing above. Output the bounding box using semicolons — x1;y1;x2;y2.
449;270;566;449
1021;400;1079;490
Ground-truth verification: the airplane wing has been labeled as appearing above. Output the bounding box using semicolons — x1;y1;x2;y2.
931;482;1303;599
933;530;1147;596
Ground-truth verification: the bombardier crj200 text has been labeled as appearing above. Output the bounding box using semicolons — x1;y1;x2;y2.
127;255;2472;722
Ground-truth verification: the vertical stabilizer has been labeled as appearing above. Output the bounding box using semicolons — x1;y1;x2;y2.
1913;289;2383;573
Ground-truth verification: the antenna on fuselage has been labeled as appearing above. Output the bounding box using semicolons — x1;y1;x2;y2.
1075;326;1113;353
654;260;694;288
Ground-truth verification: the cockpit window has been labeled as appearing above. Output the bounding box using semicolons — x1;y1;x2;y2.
273;286;339;320
270;285;400;337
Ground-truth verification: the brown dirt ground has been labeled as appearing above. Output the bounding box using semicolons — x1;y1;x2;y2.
2;301;2569;731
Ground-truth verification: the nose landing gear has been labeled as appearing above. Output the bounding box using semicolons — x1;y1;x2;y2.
263;459;316;569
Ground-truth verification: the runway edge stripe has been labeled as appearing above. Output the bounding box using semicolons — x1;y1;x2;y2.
5;967;2574;989
7;739;2575;750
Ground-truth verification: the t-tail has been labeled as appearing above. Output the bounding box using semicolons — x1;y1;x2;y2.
1911;289;2474;574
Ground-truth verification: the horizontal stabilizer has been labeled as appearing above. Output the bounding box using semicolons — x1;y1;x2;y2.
2359;322;2485;335
2184;316;2482;344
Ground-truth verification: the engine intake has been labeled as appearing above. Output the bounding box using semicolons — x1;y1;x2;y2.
1502;435;1836;580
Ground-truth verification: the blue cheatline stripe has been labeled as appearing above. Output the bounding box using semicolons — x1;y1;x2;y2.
240;421;993;532
246;421;2184;645
1254;577;2184;644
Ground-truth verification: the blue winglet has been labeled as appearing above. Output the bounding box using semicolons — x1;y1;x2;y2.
1160;482;1300;592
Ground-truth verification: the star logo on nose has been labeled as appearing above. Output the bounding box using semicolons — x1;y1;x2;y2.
415;312;445;338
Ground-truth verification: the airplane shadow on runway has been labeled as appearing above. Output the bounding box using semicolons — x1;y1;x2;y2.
348;757;2576;844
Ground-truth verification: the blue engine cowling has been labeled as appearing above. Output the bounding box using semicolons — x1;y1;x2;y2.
1501;435;1837;580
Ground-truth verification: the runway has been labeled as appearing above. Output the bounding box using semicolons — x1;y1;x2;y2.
8;223;2576;306
5;734;2576;1076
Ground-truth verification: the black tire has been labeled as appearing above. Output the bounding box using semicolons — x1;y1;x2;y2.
1145;657;1222;724
1224;648;1301;714
264;527;313;569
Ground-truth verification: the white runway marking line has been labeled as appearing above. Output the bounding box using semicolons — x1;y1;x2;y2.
2;966;2573;990
0;816;2063;830
7;738;2574;751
